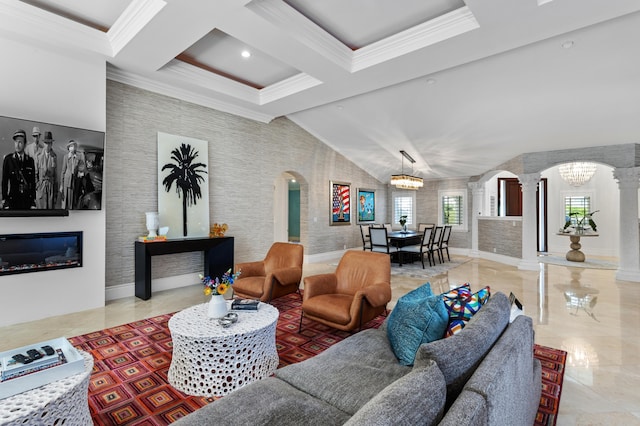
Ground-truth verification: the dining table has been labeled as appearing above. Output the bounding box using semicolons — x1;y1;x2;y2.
387;230;421;265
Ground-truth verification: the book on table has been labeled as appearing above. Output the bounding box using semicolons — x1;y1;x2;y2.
1;348;67;382
231;298;260;311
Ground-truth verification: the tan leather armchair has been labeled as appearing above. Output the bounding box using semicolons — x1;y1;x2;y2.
300;251;391;332
233;242;304;302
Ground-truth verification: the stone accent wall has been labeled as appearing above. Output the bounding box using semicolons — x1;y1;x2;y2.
105;81;385;288
478;218;522;258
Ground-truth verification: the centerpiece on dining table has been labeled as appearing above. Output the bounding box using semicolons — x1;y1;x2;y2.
200;268;241;318
399;215;408;233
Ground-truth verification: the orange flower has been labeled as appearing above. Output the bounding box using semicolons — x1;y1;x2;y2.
217;283;228;295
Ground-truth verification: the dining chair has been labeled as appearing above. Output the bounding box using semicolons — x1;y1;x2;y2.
382;223;393;233
359;224;372;251
400;226;434;268
428;226;444;264
370;227;400;263
417;223;435;233
439;225;453;262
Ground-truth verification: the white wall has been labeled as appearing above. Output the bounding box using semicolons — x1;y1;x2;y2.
0;38;106;327
543;164;619;257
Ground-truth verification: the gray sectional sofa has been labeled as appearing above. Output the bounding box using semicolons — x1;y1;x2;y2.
173;292;541;426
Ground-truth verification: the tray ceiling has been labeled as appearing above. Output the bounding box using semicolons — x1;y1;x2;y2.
3;0;640;182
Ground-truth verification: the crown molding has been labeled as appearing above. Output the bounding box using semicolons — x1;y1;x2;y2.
108;0;166;56
107;66;275;123
259;73;322;105
352;6;480;72
161;59;259;104
246;0;352;71
0;0;110;56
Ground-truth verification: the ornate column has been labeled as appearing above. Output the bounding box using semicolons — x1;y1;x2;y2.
518;173;541;270
613;167;640;282
468;182;484;257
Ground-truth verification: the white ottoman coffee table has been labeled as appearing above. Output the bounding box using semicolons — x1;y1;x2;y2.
0;350;93;426
168;302;279;397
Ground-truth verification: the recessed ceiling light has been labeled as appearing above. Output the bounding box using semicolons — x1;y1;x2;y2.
336;105;344;110
241;50;251;58
561;40;574;49
425;78;436;85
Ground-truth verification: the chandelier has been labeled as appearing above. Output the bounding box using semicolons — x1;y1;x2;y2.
558;162;597;187
390;150;423;190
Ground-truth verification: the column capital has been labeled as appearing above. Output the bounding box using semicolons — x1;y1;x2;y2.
468;181;485;195
613;167;640;189
517;173;541;192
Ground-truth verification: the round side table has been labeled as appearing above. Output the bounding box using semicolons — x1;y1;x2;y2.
168;302;279;397
556;232;599;262
0;350;93;426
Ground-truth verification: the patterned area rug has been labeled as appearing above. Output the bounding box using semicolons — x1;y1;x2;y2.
390;256;471;278
70;293;565;425
534;345;567;426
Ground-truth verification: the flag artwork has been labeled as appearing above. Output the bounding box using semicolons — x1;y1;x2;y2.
331;181;350;224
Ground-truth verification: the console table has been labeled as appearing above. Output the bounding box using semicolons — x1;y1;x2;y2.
135;237;234;300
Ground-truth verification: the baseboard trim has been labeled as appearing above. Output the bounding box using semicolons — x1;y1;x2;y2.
105;273;200;301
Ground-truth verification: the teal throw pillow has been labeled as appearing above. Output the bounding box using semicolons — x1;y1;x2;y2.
387;283;449;366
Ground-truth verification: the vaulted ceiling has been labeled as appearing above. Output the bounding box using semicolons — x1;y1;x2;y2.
3;0;640;183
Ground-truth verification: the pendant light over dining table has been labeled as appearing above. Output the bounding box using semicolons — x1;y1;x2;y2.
390;150;423;190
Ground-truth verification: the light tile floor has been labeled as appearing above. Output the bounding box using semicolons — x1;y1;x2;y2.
1;256;639;425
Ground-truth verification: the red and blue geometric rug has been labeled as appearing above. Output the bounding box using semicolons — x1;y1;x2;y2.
533;345;567;426
69;293;565;425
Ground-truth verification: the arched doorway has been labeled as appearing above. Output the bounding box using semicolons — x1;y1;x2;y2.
273;172;305;244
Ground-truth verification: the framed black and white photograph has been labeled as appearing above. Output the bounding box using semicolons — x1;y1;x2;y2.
158;132;209;239
0;115;104;214
356;188;376;223
330;180;351;225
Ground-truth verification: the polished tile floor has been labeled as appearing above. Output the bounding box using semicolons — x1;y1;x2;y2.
1;255;639;425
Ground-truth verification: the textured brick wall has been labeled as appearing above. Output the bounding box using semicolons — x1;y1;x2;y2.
105;81;386;288
478;218;522;258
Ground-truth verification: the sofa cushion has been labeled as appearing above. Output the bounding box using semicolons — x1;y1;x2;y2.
458;315;542;426
386;283;449;366
171;377;351;426
413;291;511;408
344;359;447;426
443;286;491;337
275;327;411;415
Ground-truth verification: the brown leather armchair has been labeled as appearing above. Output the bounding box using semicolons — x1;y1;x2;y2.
233;242;304;302
299;251;391;332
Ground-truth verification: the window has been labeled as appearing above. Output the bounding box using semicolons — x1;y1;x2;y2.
392;191;416;226
564;195;592;227
438;190;467;230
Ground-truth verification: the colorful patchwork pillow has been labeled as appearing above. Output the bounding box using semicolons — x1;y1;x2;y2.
442;284;491;337
387;283;449;366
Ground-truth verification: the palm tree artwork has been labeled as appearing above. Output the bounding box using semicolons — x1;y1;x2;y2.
162;143;207;236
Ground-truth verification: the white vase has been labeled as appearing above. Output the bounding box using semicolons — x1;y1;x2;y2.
207;294;228;318
145;212;159;238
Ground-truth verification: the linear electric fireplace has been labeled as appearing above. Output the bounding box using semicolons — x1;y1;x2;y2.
0;232;82;276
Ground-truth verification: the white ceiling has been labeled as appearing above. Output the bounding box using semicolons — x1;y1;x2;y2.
3;0;640;182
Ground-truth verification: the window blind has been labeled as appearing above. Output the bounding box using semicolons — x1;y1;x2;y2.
565;196;591;226
394;196;413;225
442;195;463;225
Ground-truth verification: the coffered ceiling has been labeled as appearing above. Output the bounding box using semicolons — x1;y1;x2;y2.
2;0;640;182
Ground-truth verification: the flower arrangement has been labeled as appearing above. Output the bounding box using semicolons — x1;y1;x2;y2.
200;268;240;296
